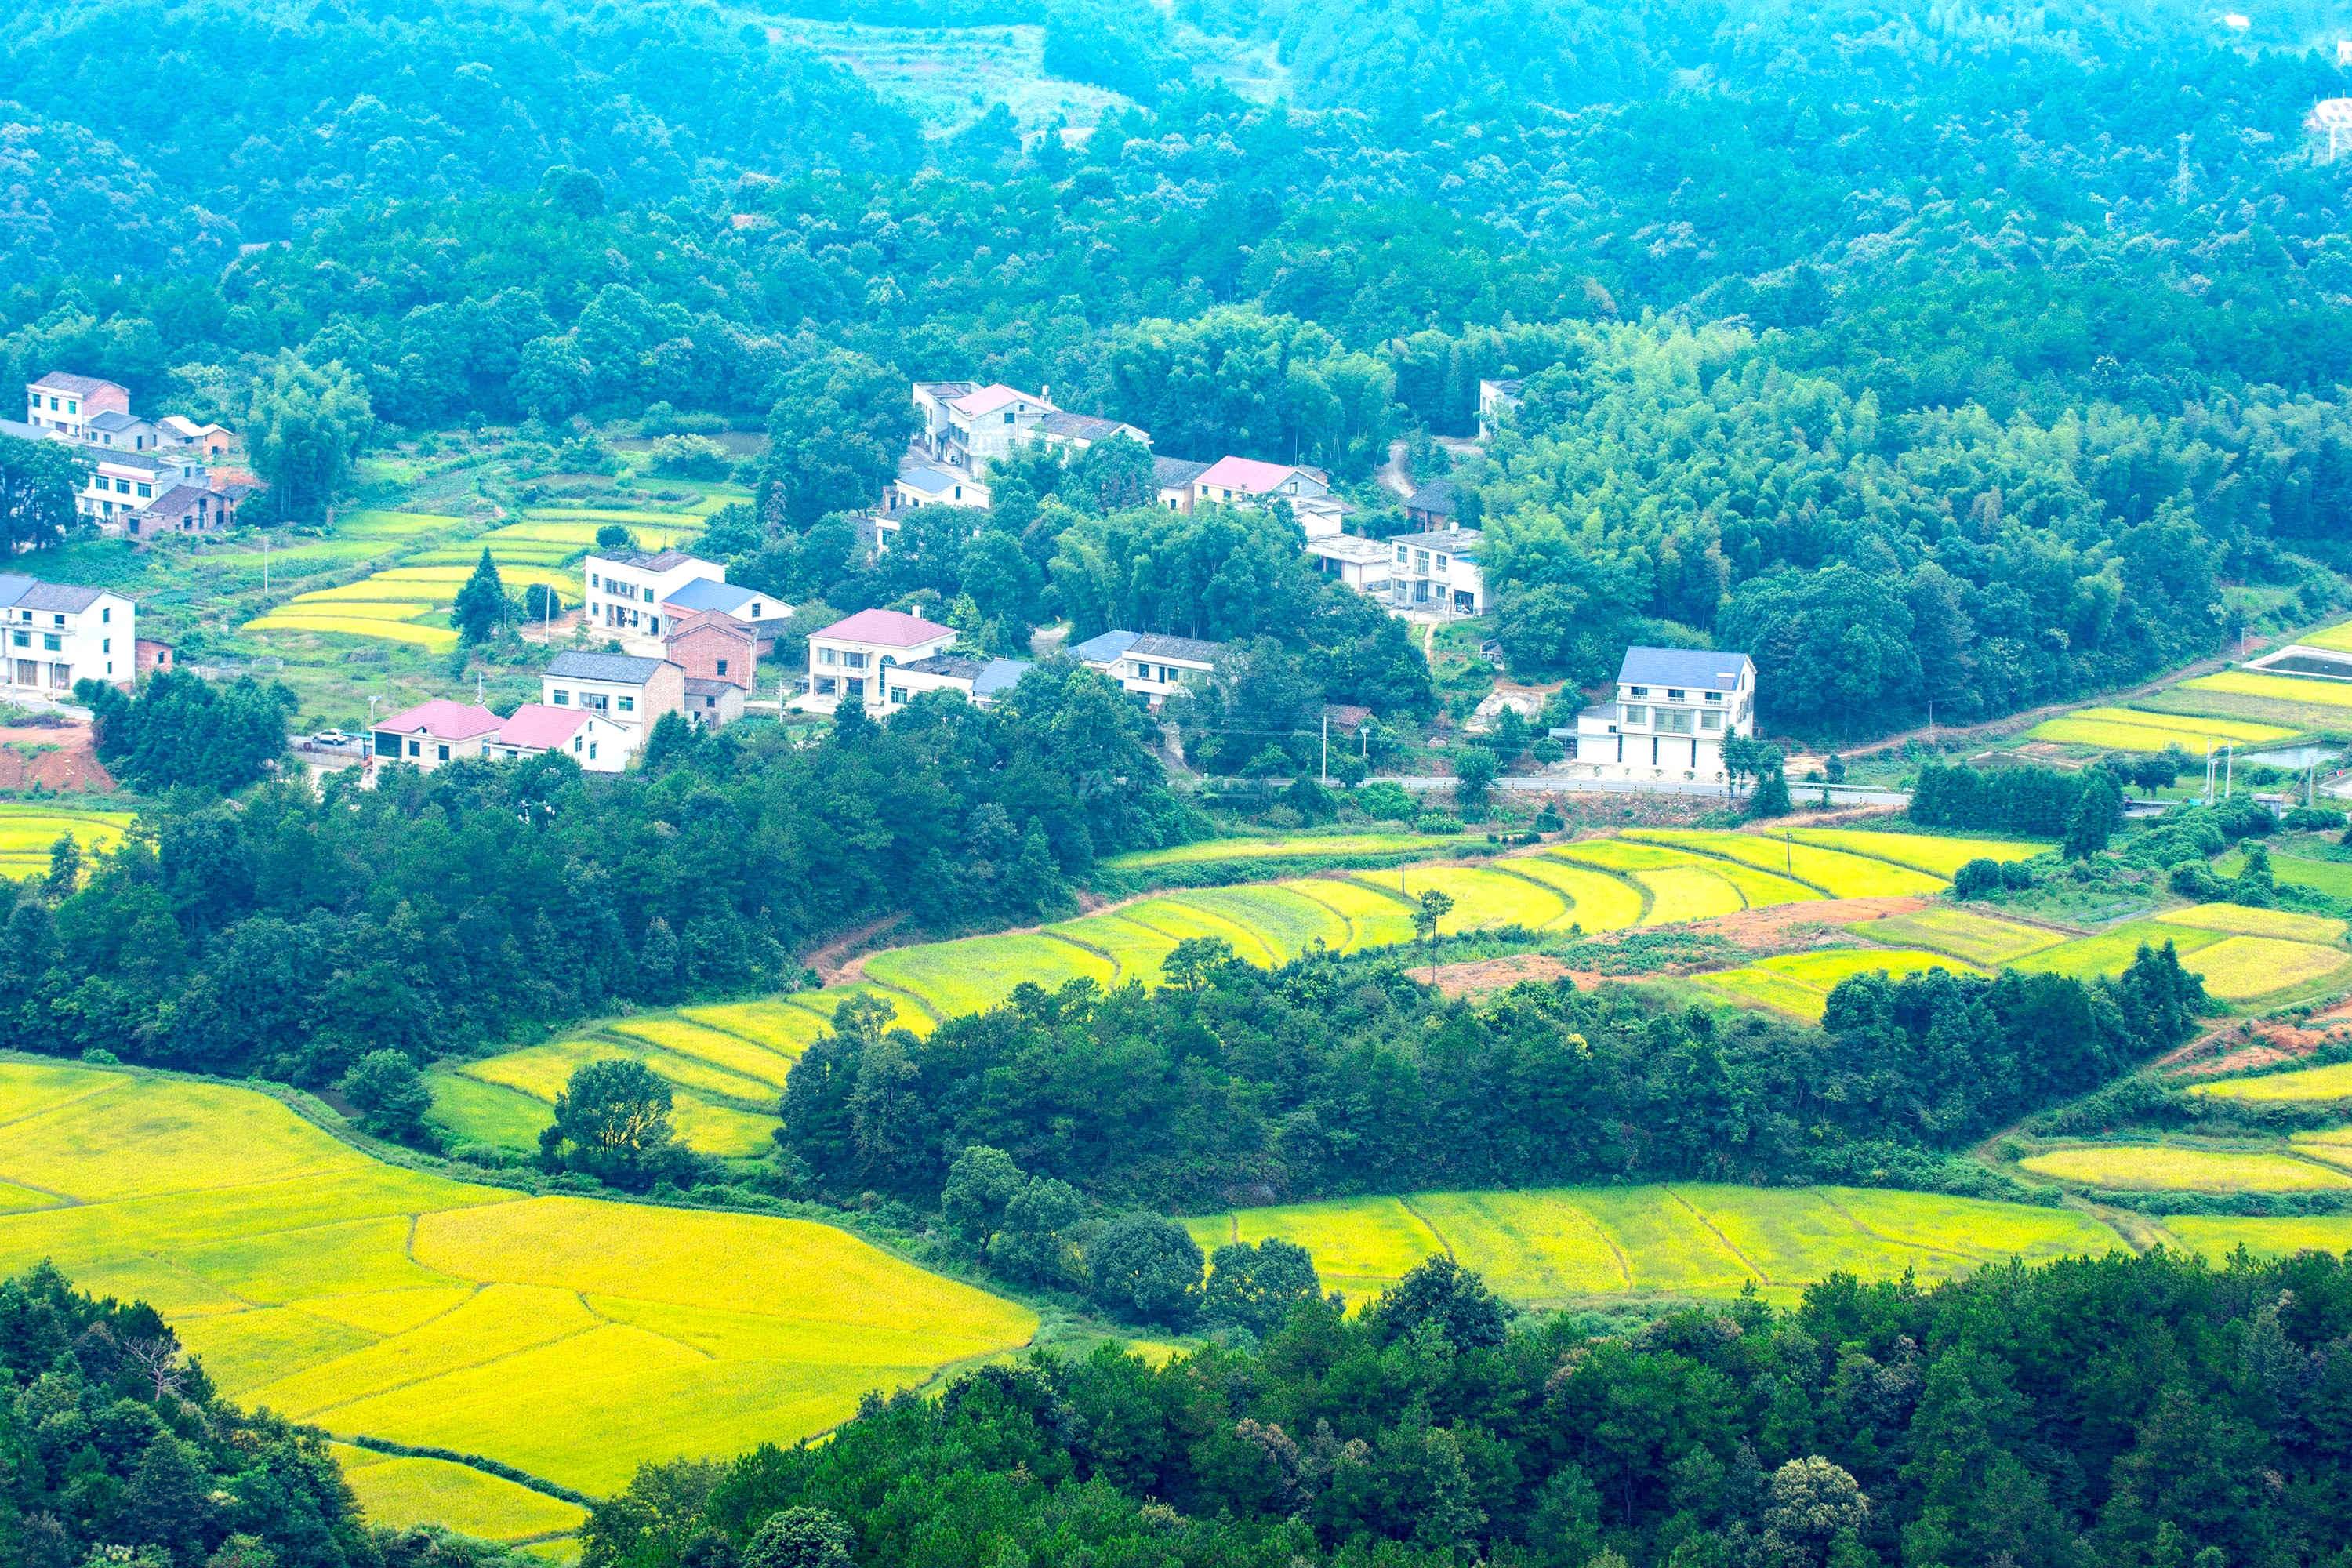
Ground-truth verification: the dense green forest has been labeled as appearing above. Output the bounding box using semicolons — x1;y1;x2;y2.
587;1245;2352;1568
777;942;2206;1210
0;677;1186;1085
5;0;2348;734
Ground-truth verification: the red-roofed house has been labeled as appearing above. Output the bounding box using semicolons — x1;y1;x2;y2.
800;608;957;716
1192;457;1346;538
491;702;634;772
369;699;503;773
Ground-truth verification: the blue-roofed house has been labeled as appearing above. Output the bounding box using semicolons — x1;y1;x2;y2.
1573;645;1757;783
884;652;1033;709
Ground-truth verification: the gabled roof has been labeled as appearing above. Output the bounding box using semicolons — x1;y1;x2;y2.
895;461;964;496
0;419;49;442
813;608;954;649
975;658;1030;697
147;485;215;517
1038;412;1137;441
86;410;143;433
1069;630;1139;666
913;379;974;400
1195;456;1301;495
1616;646;1753;693
683;677;742;699
91;448;177;474
1130;633;1224;664
1152;456;1212;490
904;653;988;681
29;372;125;398
546;651;677;684
0;574;107;613
948;383;1050;418
376;699;503;741
662;578;764;615
1405;478;1457;516
157;415;203;437
495;702;590;750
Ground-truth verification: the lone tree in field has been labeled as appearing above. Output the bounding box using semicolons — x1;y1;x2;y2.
1413;887;1455;982
453;548;508;643
544;1058;680;1189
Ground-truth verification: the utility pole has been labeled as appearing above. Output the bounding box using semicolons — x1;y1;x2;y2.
2224;744;2234;800
1926;699;1935;746
1319;710;1330;784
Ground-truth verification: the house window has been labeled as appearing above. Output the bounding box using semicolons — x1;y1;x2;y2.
641;586;654;602
716;659;728;677
115;478;130;494
818;648;837;666
1668;688;1685;701
1622;705;1648;726
1628;686;1648;697
588;743;597;761
1003;412;1015;424
100;608;109;623
619;696;634;712
749;603;763;617
9;632;24;648
1705;691;1724;703
437;744;451;761
846;677;865;699
1395;546;1408;563
136;483;151;499
1700;712;1722;731
408;739;421;757
551;689;569;704
41;635;59;652
815;675;837;695
100;640;109;654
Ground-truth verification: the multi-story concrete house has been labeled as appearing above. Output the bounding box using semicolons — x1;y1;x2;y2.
78;448;210;533
1477;378;1524;440
1572;647;1758;782
664;611;758;691
1305;534;1398;601
1192;456;1348;538
0;574;136;695
799;608;957;715
543;652;685;733
581;550;724;652
910;381;1057;470
1385;528;1487;618
1070;630;1225;708
24;374;129;441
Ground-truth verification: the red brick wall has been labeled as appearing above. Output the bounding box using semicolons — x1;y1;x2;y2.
665;621;755;688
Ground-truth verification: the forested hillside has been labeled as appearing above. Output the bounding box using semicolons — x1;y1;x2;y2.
3;0;2347;734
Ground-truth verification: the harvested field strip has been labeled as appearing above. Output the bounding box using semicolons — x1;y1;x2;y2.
2190;1062;2352;1102
1188;1185;2131;1307
1498;856;1646;931
1632;830;1946;897
1782;829;2050;877
1853;909;2065;965
0;1062;1035;1502
2020;1143;2352;1192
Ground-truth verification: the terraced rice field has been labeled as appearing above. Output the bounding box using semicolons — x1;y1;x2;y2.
2215;850;2352;900
1630;830;1947;898
2180;670;2352;710
0;802;133;880
2307;621;2352;654
1852;908;2066;964
1781;829;2049;877
2025;706;2296;753
2190;1062;2352;1103
429;829;2059;1152
1185;1184;2131;1307
1693;948;1984;1019
332;1442;586;1544
2019;1143;2352;1192
2014;904;2348;1002
0;1062;1035;1515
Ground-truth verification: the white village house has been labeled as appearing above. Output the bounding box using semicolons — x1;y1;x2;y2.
1071;630;1225;707
581;550;724;652
798;608;958;716
1385;528;1487;618
1573;646;1759;783
884;652;1032;709
0;574;136;695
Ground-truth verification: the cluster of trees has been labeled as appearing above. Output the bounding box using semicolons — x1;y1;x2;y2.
776;940;2205;1213
0;670;1187;1087
79;672;296;794
588;1243;2352;1568
0;1262;388;1568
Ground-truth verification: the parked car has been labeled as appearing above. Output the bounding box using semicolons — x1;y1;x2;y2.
310;728;357;748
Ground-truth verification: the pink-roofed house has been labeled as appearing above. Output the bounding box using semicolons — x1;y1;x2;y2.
909;379;1057;470
369;699;504;774
1192;456;1347;538
799;607;957;716
491;702;636;773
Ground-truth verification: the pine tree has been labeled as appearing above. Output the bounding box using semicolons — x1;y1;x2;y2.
452;548;507;643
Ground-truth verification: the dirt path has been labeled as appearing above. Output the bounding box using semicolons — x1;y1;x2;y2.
808;913;908;985
1376;438;1416;500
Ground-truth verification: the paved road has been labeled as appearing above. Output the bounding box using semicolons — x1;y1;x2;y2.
1380;773;1912;806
